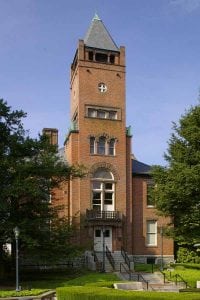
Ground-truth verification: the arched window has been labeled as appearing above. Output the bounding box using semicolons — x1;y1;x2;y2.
89;136;116;156
97;137;106;155
90;137;95;154
108;139;115;155
93;168;113;180
92;168;115;211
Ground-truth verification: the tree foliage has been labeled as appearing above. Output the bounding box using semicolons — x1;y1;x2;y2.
0;99;85;266
152;105;200;245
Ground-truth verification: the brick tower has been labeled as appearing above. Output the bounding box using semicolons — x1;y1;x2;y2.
53;14;175;269
65;14;133;254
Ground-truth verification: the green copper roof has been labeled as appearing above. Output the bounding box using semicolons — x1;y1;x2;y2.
84;15;119;52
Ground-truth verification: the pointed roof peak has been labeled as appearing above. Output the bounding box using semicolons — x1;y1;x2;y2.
93;13;101;21
84;15;119;52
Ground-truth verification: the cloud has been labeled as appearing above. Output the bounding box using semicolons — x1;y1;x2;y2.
170;0;200;12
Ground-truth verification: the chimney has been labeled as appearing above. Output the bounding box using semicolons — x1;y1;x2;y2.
42;128;58;146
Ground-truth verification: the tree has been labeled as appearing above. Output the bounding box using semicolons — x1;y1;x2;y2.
0;99;85;270
152;105;200;245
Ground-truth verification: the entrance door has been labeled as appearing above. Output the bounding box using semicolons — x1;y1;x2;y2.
94;227;112;252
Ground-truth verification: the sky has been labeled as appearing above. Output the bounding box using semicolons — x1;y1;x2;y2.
0;0;200;165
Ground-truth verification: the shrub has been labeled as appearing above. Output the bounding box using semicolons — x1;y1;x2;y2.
177;247;200;263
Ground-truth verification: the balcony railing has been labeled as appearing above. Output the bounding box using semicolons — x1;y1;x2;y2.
86;209;122;222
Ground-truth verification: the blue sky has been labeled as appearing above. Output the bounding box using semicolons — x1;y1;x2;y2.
0;0;200;165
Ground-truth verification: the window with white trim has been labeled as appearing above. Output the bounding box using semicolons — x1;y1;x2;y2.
90;137;116;156
97;137;106;155
108;139;115;155
92;169;115;211
146;220;157;246
87;107;117;120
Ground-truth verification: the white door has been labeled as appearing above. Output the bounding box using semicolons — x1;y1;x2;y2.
94;227;112;252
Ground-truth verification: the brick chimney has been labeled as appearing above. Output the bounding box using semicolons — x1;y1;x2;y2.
42;128;58;146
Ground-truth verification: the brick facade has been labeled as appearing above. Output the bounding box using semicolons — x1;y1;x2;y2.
50;16;174;262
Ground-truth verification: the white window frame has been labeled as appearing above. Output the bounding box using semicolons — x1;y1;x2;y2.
86;106;118;120
91;169;115;211
146;220;157;246
90;137;116;156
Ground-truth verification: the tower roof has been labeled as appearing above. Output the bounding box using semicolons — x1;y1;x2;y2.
84;14;119;52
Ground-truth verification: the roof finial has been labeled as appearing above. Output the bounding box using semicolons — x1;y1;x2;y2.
93;13;101;21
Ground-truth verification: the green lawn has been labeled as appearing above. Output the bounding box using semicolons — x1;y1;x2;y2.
0;289;49;298
56;272;200;300
164;263;200;288
1;265;200;299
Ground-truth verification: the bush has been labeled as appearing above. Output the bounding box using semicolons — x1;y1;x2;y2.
177;247;200;263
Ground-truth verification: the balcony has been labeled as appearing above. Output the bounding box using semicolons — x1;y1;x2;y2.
86;209;123;226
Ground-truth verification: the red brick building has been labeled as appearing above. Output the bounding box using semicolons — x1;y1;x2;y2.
45;14;173;269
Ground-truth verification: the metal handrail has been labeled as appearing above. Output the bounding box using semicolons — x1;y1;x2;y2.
121;247;131;270
137;274;149;290
93;251;102;271
159;268;166;283
105;246;115;270
93;251;98;262
175;274;188;288
119;263;149;290
120;262;132;281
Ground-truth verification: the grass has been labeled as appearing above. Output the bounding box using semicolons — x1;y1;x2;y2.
164;263;200;288
1;264;200;299
57;287;200;300
134;263;159;273
0;289;49;298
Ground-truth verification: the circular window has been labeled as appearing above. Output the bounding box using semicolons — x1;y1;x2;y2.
98;83;107;93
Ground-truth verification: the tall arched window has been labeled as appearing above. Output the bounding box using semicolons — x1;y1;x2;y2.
92;168;115;211
108;139;115;155
90;137;95;154
89;136;116;156
97;137;106;155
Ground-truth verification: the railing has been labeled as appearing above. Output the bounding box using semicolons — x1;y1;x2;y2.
105;246;115;270
120;262;132;281
121;247;131;270
174;274;188;288
159;268;166;283
93;250;102;271
119;263;149;290
86;210;122;221
137;273;149;290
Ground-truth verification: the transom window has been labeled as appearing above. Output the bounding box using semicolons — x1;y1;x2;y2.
92;168;115;211
90;137;116;156
146;220;157;246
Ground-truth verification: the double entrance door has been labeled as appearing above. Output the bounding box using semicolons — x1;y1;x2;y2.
94;226;112;252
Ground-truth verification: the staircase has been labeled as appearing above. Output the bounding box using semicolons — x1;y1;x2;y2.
85;250;129;272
